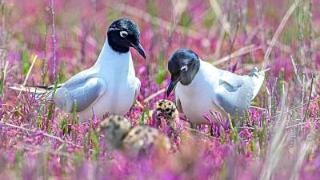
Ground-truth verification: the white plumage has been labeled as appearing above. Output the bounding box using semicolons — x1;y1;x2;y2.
11;41;140;121
175;60;265;124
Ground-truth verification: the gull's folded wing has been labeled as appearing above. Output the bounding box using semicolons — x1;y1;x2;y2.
213;71;253;116
54;77;107;112
249;68;265;100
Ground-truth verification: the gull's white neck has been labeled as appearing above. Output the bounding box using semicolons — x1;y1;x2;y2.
93;39;135;77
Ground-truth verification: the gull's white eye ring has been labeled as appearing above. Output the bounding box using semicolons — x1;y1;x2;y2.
120;31;128;38
180;65;188;72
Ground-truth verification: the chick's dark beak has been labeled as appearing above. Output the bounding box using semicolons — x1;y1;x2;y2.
132;42;146;59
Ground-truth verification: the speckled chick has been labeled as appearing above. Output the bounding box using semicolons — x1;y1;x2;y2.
99;115;171;156
155;99;179;130
122;125;171;156
99;115;131;149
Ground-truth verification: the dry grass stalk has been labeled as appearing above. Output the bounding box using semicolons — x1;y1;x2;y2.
212;44;262;65
209;0;231;35
290;131;316;180
260;84;288;180
263;0;301;69
16;55;38;98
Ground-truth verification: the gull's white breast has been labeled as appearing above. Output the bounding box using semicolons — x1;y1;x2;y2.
78;42;139;121
175;61;222;124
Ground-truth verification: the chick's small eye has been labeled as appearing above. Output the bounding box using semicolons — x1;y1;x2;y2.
120;31;128;38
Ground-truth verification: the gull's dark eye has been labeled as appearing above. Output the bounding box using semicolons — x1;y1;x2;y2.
120;30;128;38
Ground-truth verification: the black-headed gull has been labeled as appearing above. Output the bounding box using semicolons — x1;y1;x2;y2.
166;49;265;124
11;18;146;121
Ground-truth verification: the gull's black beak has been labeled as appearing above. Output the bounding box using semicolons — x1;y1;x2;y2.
132;42;146;59
166;78;179;97
166;65;187;97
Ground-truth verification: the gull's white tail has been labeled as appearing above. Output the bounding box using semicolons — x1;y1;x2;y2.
249;68;267;100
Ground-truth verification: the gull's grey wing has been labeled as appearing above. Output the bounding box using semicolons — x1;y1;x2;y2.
54;77;107;112
62;69;94;89
217;70;245;90
35;69;93;95
213;74;253;116
249;67;265;99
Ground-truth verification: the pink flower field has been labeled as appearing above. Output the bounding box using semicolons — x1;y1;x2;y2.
0;0;320;179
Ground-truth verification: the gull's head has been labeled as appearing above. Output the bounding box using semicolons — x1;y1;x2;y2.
166;49;200;96
107;18;146;59
98;115;132;149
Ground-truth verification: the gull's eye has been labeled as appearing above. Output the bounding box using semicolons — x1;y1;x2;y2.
180;65;188;72
120;31;128;38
